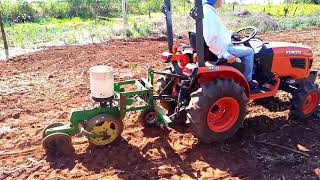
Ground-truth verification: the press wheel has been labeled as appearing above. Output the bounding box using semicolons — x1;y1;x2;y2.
140;109;158;128
42;122;65;138
42;133;74;156
86;114;123;146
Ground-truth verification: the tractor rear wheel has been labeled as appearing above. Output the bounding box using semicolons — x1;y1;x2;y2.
186;79;248;143
156;66;178;115
290;82;320;119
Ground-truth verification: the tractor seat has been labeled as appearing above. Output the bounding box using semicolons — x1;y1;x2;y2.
189;32;245;74
189;32;218;62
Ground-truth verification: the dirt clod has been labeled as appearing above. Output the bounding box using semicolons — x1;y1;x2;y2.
12;113;20;119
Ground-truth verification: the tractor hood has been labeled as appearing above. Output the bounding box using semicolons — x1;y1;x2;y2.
266;42;313;58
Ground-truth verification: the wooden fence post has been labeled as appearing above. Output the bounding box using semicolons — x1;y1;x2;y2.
122;0;127;25
0;14;9;59
122;0;128;37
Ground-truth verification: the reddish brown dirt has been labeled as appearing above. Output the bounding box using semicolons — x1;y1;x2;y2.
1;29;320;180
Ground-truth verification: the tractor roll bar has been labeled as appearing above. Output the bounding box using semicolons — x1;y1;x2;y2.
162;0;182;74
162;0;205;68
195;0;205;67
162;0;173;54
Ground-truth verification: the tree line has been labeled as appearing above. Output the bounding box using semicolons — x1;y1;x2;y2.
0;0;175;23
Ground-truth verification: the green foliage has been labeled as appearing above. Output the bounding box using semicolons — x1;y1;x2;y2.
0;0;188;23
0;16;157;49
1;1;320;50
297;0;320;4
244;4;320;17
277;12;320;30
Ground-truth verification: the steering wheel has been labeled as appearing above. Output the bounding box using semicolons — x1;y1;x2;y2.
232;26;257;45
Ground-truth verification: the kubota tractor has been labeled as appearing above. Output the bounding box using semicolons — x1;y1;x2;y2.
42;0;320;156
156;0;320;143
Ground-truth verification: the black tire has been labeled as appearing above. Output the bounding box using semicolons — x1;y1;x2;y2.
290;82;320;119
186;79;248;143
139;109;158;128
42;133;74;156
156;66;177;114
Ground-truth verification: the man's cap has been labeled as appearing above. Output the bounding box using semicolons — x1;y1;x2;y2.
202;0;217;5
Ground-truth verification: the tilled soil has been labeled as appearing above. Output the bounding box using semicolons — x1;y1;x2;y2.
0;29;320;179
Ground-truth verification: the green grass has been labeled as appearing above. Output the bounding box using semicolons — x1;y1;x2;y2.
0;17;157;49
245;4;320;16
1;2;320;50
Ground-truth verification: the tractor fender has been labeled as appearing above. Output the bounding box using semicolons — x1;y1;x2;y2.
197;66;250;97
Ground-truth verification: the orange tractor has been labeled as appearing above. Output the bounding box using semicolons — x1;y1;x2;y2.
154;0;320;143
42;1;320;154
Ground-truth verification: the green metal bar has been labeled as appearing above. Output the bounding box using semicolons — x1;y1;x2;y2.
119;88;153;112
148;69;154;85
116;80;136;85
140;78;153;89
121;90;150;96
114;80;137;93
114;82;120;92
70;106;121;125
45;124;77;136
154;104;172;125
127;105;152;112
126;98;134;105
135;80;147;91
147;69;155;106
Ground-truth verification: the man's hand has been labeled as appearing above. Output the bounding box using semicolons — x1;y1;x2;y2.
227;55;236;63
227;55;241;64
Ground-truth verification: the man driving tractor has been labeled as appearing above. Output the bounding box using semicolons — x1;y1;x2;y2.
202;0;258;90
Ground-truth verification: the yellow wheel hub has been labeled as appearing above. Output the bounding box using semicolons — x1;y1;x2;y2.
89;119;119;145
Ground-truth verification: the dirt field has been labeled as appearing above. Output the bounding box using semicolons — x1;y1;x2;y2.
1;28;320;179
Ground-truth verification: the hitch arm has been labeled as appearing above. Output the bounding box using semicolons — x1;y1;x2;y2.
154;71;187;78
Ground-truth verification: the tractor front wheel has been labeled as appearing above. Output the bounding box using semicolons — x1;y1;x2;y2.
186;79;248;143
290;82;320;119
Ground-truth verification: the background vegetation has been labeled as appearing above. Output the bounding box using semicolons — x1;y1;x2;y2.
0;0;320;49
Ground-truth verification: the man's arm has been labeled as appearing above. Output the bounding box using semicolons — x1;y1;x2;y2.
203;6;232;60
202;7;219;50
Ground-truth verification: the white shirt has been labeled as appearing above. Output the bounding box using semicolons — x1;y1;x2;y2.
202;4;232;59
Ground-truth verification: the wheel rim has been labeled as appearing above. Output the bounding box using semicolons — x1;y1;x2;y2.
89;119;120;145
207;97;240;133
302;92;319;115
